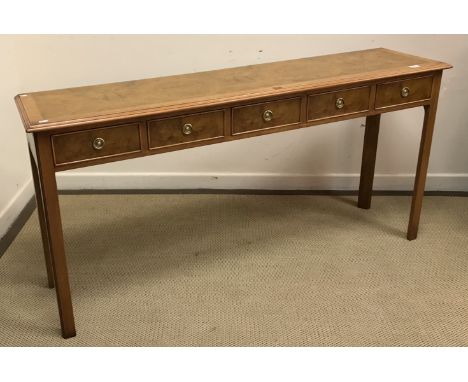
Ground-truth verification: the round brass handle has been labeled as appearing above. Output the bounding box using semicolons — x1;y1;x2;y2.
263;110;273;122
401;87;410;98
92;137;105;150
335;97;345;109
182;123;193;135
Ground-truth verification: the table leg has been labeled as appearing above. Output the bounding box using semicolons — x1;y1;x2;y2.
407;72;442;241
34;134;76;338
358;114;381;209
29;148;55;289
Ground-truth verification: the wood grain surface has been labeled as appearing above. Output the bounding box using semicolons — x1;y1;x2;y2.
52;123;142;165
148;110;225;149
15;48;451;132
375;75;433;109
307;86;370;121
232;97;301;135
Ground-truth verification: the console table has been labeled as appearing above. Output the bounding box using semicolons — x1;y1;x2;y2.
15;48;452;338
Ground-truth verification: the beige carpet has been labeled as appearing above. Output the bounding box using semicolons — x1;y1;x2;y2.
0;194;467;346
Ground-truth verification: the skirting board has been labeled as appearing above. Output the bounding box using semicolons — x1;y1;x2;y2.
0;179;34;239
56;172;468;192
1;172;467;257
2;172;467;239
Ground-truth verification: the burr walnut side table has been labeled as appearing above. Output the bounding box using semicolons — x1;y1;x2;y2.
15;48;452;338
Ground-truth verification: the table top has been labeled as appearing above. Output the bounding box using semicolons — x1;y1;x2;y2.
16;48;451;132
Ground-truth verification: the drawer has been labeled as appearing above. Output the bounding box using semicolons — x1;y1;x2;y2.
52;123;141;165
307;86;370;121
375;76;433;109
232;97;301;135
148;110;224;149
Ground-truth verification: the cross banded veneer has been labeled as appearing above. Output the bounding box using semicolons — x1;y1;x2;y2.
15;48;452;338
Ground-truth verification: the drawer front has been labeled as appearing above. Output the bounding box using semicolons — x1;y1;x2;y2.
307;86;370;121
148;110;224;149
52;123;141;165
375;76;433;109
232;97;301;135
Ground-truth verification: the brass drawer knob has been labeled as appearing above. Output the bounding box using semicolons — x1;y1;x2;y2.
263;109;273;122
182;123;193;135
335;97;345;109
92;137;105;150
401;87;410;98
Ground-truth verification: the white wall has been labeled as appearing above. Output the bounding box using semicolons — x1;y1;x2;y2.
1;35;467;236
0;37;34;238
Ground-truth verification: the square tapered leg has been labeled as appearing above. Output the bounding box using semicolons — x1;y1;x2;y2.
34;133;76;338
358;114;381;209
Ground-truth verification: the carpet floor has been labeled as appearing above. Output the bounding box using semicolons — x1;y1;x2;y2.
0;194;467;346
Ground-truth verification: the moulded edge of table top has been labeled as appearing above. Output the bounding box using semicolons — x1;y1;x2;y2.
15;48;452;133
